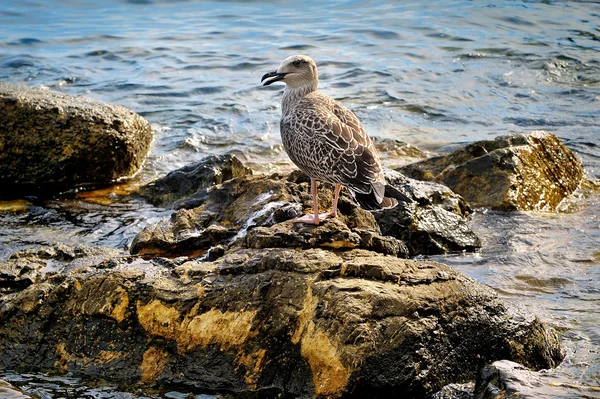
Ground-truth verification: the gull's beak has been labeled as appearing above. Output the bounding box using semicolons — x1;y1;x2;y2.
261;71;287;86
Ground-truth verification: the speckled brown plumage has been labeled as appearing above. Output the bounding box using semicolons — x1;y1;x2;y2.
281;89;387;205
262;55;404;222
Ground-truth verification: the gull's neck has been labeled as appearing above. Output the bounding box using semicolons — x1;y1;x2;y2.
281;82;318;116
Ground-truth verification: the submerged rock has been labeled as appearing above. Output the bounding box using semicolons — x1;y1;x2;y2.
474;360;600;399
0;244;564;399
138;154;253;208
400;131;583;211
0;83;152;195
130;168;480;258
372;137;430;167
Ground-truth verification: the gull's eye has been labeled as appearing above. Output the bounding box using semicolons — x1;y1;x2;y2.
292;59;302;67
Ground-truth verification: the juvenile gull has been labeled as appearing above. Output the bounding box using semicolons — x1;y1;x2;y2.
262;55;409;225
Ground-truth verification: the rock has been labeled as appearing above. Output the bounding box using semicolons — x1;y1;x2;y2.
474;360;600;399
432;383;475;399
130;167;479;258
372;137;430;167
138;154;253;208
130;174;298;258
129;210;239;259
0;379;32;399
245;219;409;258
376;203;481;256
378;170;480;256
0;244;564;399
0;243;123;294
400;131;583;211
0;83;152;195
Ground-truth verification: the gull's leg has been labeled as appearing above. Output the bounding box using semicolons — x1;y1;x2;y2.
294;178;322;225
327;184;342;218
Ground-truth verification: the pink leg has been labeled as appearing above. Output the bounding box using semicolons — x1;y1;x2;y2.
329;184;342;218
294;178;321;225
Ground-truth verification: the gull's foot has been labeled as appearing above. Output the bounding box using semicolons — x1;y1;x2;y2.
293;212;335;225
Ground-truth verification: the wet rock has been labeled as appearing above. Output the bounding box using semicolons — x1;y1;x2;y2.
474;360;600;399
138;154;253;208
400;131;583;211
432;383;475;399
372;137;430;167
0;83;152;195
130;174;298;258
131;167;479;258
0;245;564;399
0;243;123;294
245;219;409;258
0;379;32;399
130;209;239;259
376;202;481;256
377;170;480;255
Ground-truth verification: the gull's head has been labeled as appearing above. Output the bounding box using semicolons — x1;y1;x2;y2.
261;55;318;90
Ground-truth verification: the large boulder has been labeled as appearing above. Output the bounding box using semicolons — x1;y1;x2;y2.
0;244;564;399
0;83;152;195
130;169;480;258
400;131;583;211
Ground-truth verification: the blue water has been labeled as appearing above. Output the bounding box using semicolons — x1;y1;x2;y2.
1;0;599;397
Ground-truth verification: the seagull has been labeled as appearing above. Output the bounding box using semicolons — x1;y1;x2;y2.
262;55;409;225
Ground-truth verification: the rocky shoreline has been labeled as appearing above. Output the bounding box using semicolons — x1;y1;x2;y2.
0;85;594;398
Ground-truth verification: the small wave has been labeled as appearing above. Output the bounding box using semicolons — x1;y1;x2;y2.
2;57;37;68
279;44;317;51
84;50;122;61
497;15;537;27
426;32;474;42
348;28;402;40
7;37;43;46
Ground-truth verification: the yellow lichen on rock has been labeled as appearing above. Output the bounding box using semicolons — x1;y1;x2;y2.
136;299;181;340
136;299;263;385
320;240;358;249
140;346;169;383
292;285;350;398
55;343;70;371
291;285;318;345
98;350;124;363
237;348;267;388
78;278;130;323
54;343;124;371
136;299;258;353
106;286;129;323
300;321;350;398
177;308;258;353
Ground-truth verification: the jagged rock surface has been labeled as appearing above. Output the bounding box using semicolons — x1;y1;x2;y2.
0;83;152;195
400;131;583;211
131;170;480;259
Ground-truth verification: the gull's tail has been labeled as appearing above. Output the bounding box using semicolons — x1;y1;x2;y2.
353;184;412;211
